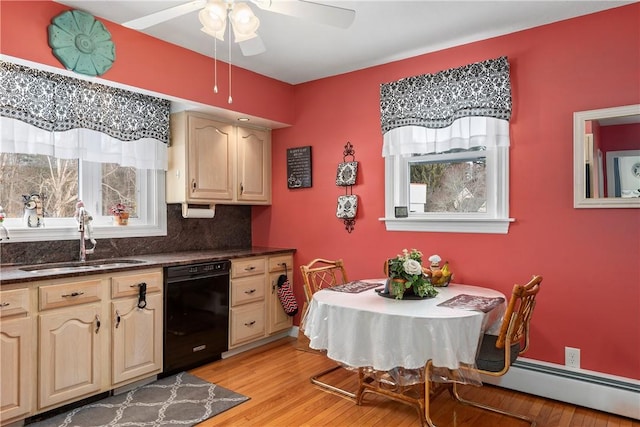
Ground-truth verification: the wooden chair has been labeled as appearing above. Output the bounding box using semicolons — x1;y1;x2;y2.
448;274;543;426
299;258;355;398
357;275;542;427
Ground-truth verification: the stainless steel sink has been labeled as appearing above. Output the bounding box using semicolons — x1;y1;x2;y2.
20;259;147;274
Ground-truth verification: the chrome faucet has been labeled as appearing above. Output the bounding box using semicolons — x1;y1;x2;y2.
76;201;96;262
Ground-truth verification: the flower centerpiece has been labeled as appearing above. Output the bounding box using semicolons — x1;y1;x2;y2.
110;203;129;225
387;249;438;299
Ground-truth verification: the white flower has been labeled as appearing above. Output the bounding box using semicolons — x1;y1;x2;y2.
403;259;422;275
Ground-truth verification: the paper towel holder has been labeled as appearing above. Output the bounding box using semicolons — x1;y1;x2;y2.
181;203;216;219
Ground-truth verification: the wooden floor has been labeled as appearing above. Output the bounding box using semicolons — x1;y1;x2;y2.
190;337;639;427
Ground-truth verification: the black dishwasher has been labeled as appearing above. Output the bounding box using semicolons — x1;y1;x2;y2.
163;260;230;376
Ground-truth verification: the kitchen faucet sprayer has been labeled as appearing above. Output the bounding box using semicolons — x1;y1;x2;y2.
75;200;96;261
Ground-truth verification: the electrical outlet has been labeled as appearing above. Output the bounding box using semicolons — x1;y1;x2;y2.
565;347;580;368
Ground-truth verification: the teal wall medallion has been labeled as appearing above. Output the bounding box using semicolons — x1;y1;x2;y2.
48;10;115;76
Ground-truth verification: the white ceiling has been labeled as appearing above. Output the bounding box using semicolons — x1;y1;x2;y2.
53;1;634;85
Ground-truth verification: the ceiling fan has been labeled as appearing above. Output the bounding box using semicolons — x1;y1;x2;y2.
122;0;356;57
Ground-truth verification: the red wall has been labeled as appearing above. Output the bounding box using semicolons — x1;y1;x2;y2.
2;1;639;380
253;5;640;380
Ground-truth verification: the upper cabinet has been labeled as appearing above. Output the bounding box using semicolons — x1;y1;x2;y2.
167;112;272;206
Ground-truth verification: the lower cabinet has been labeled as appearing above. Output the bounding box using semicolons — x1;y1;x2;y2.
229;253;294;349
0;288;32;425
24;268;163;418
38;302;104;409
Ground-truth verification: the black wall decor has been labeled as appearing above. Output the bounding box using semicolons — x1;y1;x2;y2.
286;146;312;189
336;142;358;233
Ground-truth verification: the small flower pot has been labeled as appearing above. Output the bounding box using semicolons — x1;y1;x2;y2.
114;212;129;225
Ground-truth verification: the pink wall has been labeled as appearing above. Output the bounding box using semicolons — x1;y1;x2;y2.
253;4;640;380
2;1;639;380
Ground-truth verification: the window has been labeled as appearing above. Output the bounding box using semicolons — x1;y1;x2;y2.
0;153;166;242
383;146;512;233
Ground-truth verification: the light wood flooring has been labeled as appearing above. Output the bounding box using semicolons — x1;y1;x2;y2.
190;337;639;427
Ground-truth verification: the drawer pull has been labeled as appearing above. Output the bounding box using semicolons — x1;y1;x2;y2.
95;315;101;334
115;310;121;329
61;291;84;298
244;320;256;327
0;302;9;308
244;266;256;271
244;289;256;294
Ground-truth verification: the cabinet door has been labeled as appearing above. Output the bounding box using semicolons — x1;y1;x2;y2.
237;126;271;203
111;293;162;385
38;304;102;409
0;317;32;422
268;271;294;334
188;116;235;201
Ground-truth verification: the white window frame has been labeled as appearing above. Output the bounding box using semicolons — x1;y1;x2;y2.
2;162;166;243
381;146;513;233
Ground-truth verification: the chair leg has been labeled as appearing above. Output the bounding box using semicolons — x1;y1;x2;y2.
451;382;536;426
311;365;357;399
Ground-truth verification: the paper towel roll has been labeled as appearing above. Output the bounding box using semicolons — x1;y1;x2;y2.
181;204;215;218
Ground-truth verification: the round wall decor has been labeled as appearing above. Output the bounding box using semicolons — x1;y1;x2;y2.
48;9;115;76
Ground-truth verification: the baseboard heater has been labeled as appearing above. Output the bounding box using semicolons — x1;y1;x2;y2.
483;358;640;420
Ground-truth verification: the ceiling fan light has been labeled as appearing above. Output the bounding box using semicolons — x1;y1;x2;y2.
199;2;227;33
229;3;260;41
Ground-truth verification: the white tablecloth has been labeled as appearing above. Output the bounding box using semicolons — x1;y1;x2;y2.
303;281;505;371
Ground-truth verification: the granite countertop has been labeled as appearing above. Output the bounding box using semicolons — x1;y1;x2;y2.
0;247;295;286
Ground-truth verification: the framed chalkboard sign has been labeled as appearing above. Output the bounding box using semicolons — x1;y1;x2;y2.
287;146;312;189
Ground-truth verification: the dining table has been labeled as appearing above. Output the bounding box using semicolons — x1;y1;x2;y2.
303;279;507;379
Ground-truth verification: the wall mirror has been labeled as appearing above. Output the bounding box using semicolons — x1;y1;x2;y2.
574;104;640;208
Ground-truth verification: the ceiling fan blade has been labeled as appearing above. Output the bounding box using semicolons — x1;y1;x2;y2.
122;0;207;30
253;0;355;29
239;35;267;56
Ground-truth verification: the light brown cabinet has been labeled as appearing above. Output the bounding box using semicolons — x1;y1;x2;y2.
267;254;294;334
23;268;163;416
110;270;163;385
0;288;32;425
167;112;271;206
229;253;294;349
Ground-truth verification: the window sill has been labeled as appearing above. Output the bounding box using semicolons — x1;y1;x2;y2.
379;217;514;234
0;223;167;243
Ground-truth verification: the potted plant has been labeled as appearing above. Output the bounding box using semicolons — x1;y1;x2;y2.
110;203;129;225
387;249;438;299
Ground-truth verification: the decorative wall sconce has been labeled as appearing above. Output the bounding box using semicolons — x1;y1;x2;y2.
336;142;358;233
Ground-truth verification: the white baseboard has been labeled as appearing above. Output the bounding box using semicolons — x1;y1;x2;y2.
482;357;640;420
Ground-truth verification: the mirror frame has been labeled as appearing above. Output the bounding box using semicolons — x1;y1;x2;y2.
573;104;640;208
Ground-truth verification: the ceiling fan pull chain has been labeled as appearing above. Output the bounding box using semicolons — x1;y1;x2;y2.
213;38;218;94
228;14;233;104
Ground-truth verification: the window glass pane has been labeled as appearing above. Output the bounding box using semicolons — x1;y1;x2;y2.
0;153;78;218
101;163;138;217
409;156;487;213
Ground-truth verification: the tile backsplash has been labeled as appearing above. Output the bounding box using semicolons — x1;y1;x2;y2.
0;204;251;265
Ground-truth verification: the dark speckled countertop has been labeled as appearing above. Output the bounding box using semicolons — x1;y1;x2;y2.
0;247;295;286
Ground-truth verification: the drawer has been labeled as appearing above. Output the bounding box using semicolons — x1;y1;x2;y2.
232;257;266;278
230;303;265;346
39;279;102;310
0;288;30;318
231;275;265;306
268;254;293;273
111;270;163;299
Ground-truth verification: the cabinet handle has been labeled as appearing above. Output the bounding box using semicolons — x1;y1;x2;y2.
115;310;121;329
244;289;256;294
95;315;101;334
244;266;256;271
244;320;256;327
61;291;84;298
0;302;9;308
191;179;197;192
240;182;244;194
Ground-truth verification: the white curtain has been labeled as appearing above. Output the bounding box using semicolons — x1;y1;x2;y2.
382;116;510;157
1;116;168;170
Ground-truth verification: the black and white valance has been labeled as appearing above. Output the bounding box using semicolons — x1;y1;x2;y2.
380;56;512;157
0;60;170;169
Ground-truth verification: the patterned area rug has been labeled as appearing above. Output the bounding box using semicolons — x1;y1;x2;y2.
29;372;249;427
